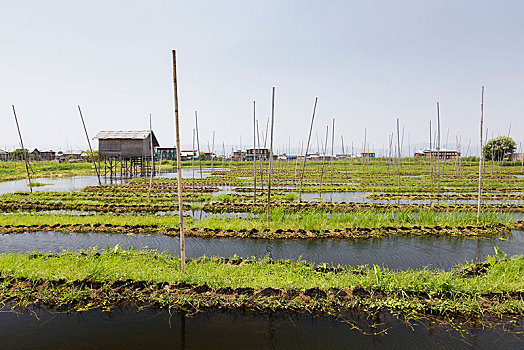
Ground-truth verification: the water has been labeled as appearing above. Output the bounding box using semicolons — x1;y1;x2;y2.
1;231;523;270
0;306;521;349
299;191;524;205
0;176;129;194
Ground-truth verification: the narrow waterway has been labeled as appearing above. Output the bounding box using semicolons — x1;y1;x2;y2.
1;230;522;270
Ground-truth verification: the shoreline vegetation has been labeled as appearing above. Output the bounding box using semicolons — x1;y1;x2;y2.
0;249;522;321
0;211;520;238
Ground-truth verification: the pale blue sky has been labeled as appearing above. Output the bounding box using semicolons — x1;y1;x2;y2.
1;0;523;155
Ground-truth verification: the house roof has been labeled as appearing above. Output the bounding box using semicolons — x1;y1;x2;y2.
94;130;159;147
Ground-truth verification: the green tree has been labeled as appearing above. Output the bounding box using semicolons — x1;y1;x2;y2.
483;136;516;161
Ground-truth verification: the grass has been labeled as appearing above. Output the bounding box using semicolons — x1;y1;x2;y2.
0;209;516;236
0;213;186;228
0;248;522;318
192;208;516;231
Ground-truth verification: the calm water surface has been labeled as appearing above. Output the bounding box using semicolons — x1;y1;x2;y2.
1;231;523;270
0;306;521;349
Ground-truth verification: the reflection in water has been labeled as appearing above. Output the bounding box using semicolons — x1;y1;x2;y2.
0;306;521;350
1;231;523;270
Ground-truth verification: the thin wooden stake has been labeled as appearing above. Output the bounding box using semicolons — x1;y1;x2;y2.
172;50;186;274
437;102;441;203
195;111;203;188
298;98;318;200
429;120;433;191
78;105;102;186
396;118;401;198
253;101;257;203
319;125;328;193
192;129;195;192
148;114;154;204
330;118;335;186
266;87;275;222
12;105;32;193
477;86;485;222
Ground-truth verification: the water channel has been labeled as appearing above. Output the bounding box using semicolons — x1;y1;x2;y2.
1;231;522;270
0;305;521;349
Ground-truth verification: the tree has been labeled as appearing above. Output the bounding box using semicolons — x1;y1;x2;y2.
483;136;516;161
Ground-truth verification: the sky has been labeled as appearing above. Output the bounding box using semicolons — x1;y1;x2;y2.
1;0;523;156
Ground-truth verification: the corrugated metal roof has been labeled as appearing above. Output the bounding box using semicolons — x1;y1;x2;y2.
94;130;153;140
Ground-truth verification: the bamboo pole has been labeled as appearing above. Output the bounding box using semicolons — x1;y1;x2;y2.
330;118;335;186
78;105;102;186
396;118;401;198
298;98;318;200
319;125;328;193
362;128;367;176
341;135;347;177
520;142;523;173
12;105;32;193
294;140;302;183
195;111;203;188
192;129;195;192
455;135;459;175
172;50;186;274
477;86;485;222
256;120;264;188
253;101;257;203
429;120;433;190
211;130;215;172
437;102;441;203
266;87;275;222
148;114;154;204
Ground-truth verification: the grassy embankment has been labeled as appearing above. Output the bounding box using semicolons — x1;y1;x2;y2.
0;248;522;319
0;209;518;238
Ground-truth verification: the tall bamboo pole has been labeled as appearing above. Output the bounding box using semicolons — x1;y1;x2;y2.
477;86;485;222
437;102;441;203
396;119;401;196
253;101;257;203
12;105;32;193
341;135;347;177
266;87;275;221
330;118;335;185
294;140;302;183
362;128;367;176
319;125;328;193
78;105;101;186
190;129;195;192
429;120;433;190
172;50;186;274
148;114;154;204
256;120;264;188
211;130;215;172
298;98;318;200
195;111;203;188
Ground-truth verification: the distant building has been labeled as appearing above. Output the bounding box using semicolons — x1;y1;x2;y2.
0;149;8;161
245;148;270;161
95;130;159;158
202;152;215;161
94;130;160;177
40;150;56;161
181;150;198;161
155;147;176;160
510;153;524;161
30;148;41;160
414;149;460;160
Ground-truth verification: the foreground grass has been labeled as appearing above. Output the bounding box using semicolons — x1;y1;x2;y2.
0;249;522;319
